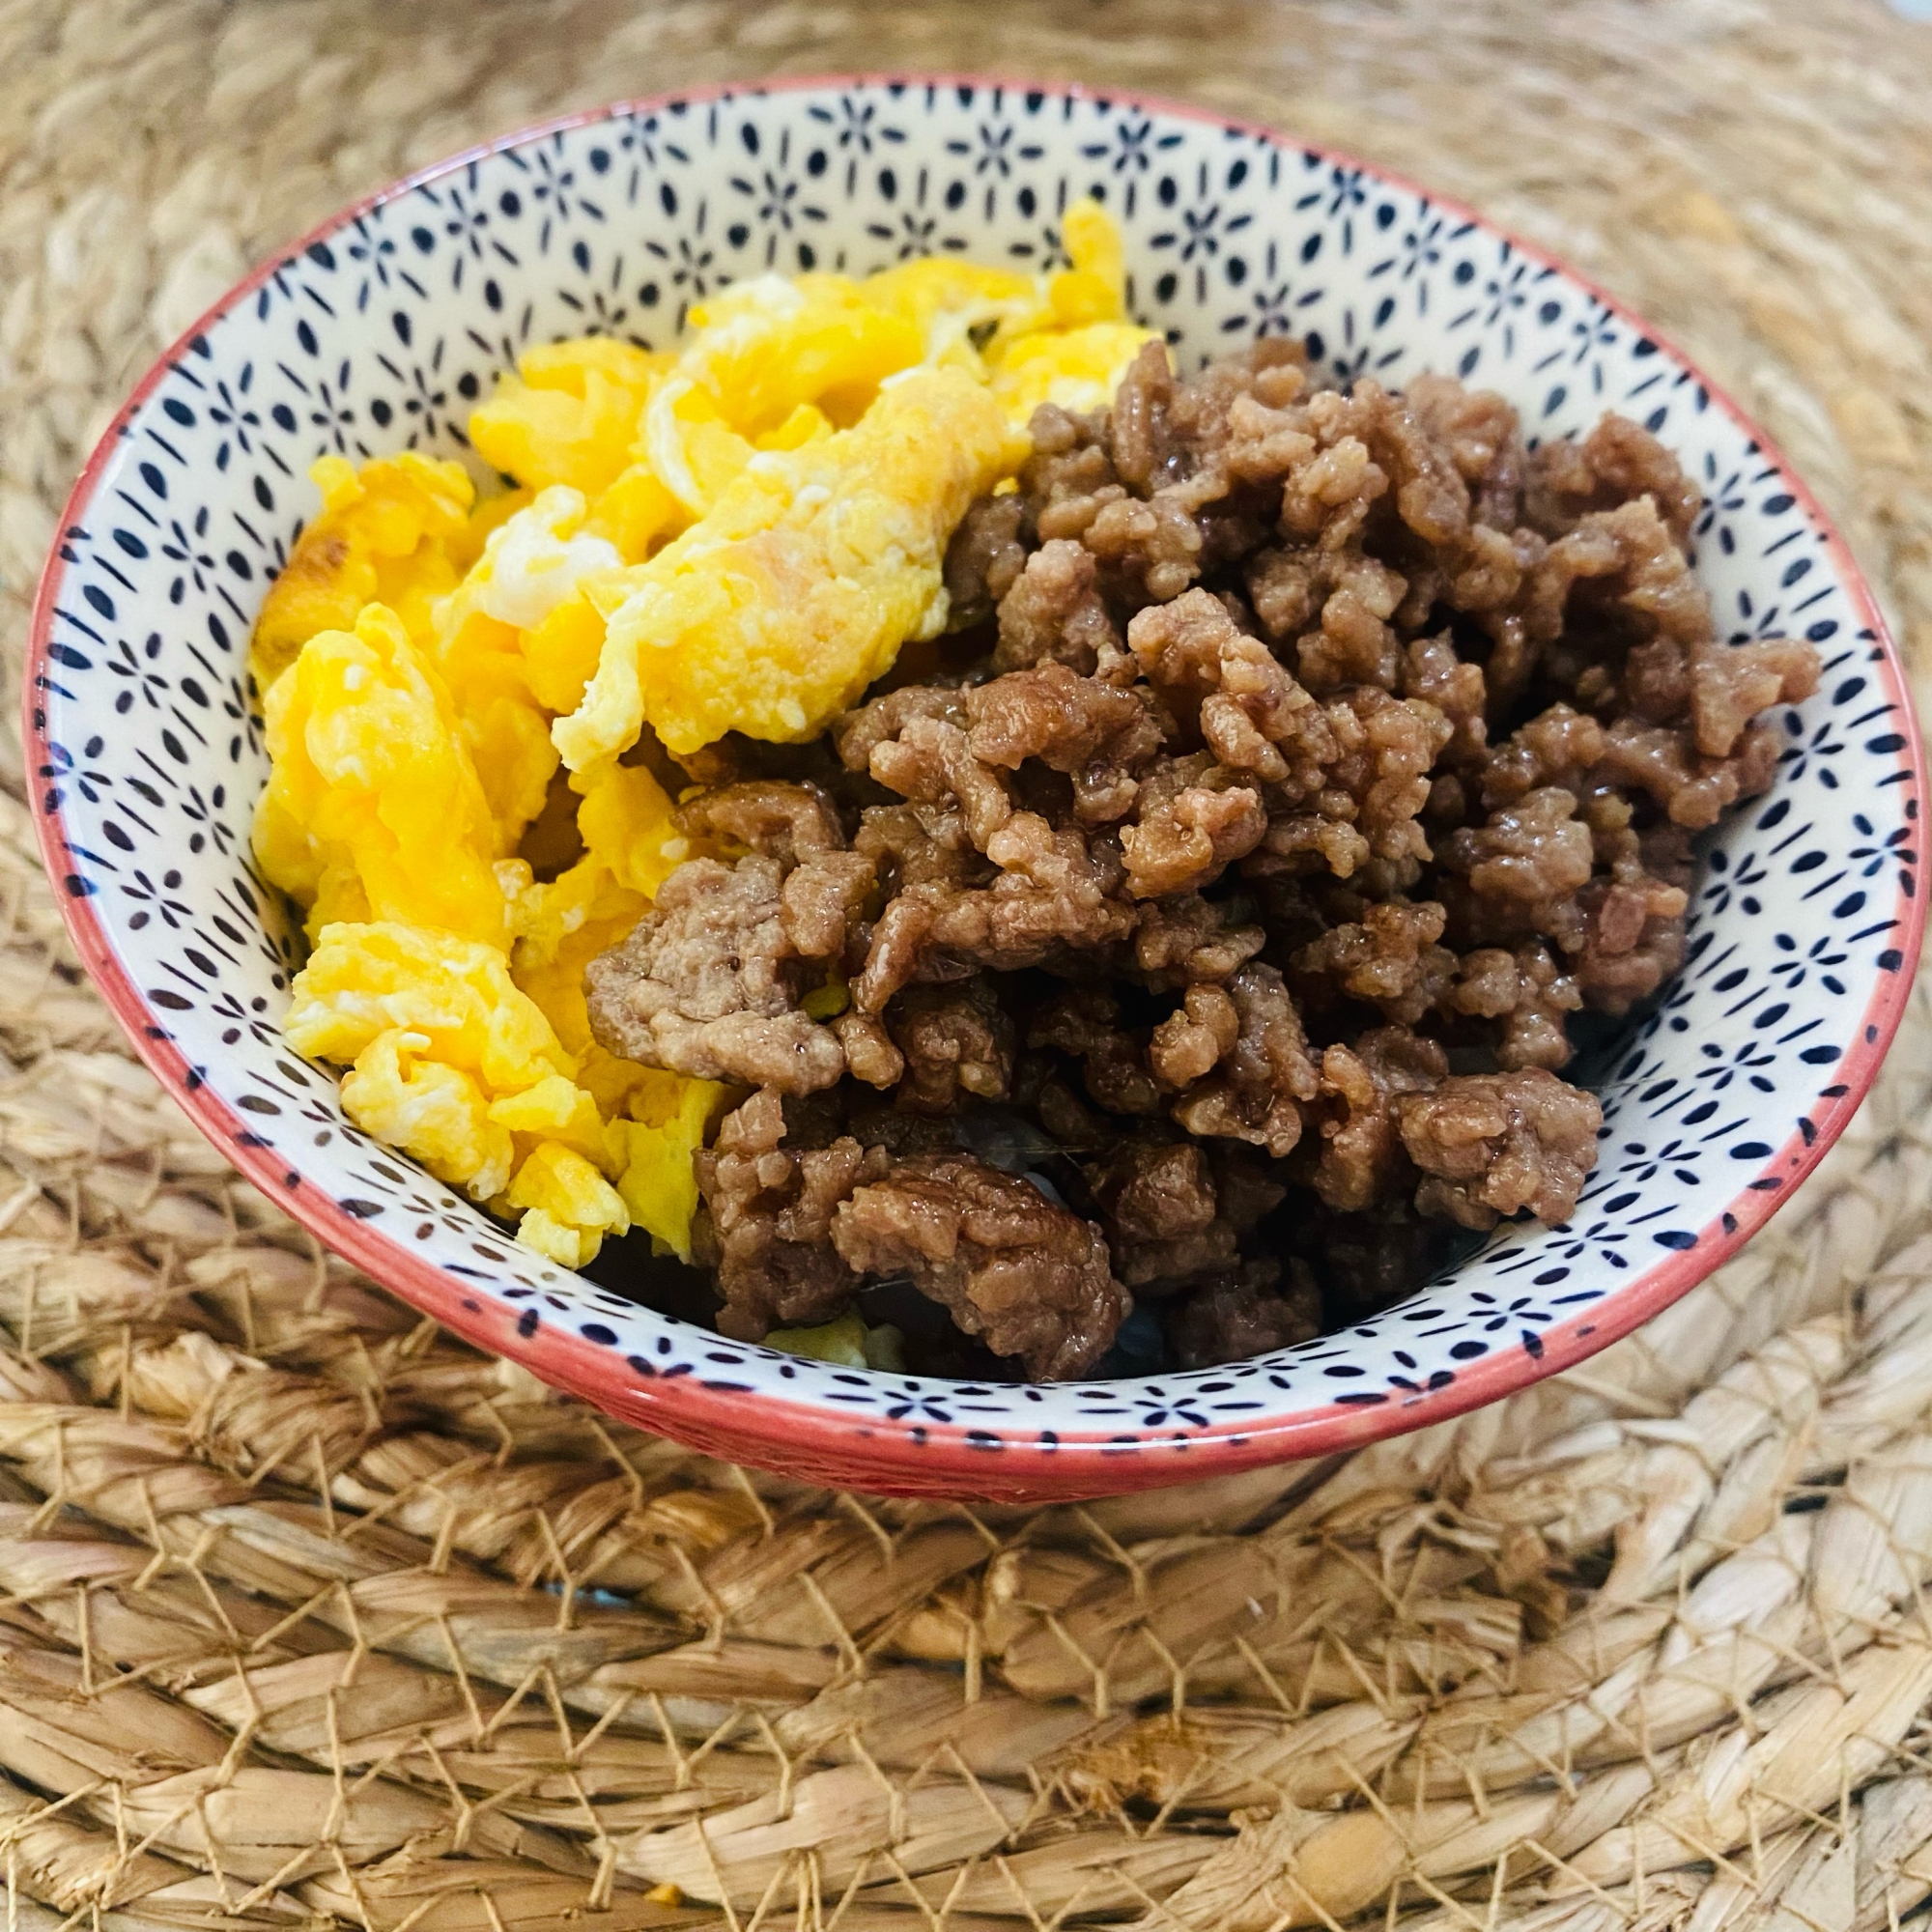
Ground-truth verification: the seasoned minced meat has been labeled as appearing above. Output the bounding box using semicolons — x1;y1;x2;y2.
993;538;1125;675
1031;986;1163;1118
1398;1069;1603;1230
583;781;872;1094
831;1155;1129;1378
1162;962;1321;1157
853;812;1136;1011
587;348;1820;1378
1122;754;1267;896
1293;898;1456;1027
943;491;1029;630
889;982;1015;1116
1169;1260;1322;1369
1311;1026;1448;1213
584;856;847;1093
695;1090;890;1340
1131;892;1266;985
964;661;1164;822
1446;943;1581;1071
1086;1141;1235;1291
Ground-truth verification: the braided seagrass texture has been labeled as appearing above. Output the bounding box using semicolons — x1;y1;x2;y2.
6;3;1932;1928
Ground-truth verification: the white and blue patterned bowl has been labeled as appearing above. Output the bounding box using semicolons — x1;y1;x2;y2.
28;78;1925;1502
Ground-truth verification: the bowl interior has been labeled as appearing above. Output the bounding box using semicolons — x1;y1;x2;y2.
29;79;1922;1492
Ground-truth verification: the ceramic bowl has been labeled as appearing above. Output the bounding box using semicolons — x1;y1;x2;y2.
28;77;1925;1502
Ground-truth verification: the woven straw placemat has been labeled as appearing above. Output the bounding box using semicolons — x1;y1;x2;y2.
6;4;1932;1928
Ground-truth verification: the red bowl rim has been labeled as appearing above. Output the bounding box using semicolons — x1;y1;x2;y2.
24;72;1927;1503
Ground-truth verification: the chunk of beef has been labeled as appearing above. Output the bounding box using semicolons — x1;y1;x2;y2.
1441;787;1595;919
964;660;1164;822
1131;894;1267;986
1169;1260;1321;1369
1687;638;1819;758
678;780;843;865
832;1009;905;1089
1128;587;1317;782
889;981;1015;1115
1030;987;1161;1118
584;781;875;1094
584;857;846;1093
835;684;971;776
1122;754;1267;896
1566;871;1690;1016
1403;374;1526;530
1399;1069;1603;1230
863;713;1014;851
1162;962;1321;1157
1400;632;1489;770
1593;716;1780;831
993;538;1125;675
1246;687;1453;880
1293;898;1456;1026
696;1090;890;1339
1523;412;1702;548
854;812;1135;1011
1311;1026;1448;1213
1086;1141;1235;1291
1446;943;1582;1070
943;491;1029;629
1106;338;1185;493
831;1156;1129;1378
1020;404;1125;541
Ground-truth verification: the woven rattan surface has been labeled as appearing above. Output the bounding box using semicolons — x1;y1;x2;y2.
6;3;1932;1927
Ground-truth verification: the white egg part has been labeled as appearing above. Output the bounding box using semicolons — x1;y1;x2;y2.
459;486;624;633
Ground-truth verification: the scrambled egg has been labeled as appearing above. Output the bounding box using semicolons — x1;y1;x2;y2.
283;922;581;1203
249;453;474;690
253;602;512;947
558;369;1028;768
252;203;1148;1275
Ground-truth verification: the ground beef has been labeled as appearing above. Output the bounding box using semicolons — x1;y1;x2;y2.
1122;754;1267;896
1131;893;1267;985
583;782;872;1094
584;855;848;1093
889;982;1015;1115
1524;413;1701;548
831;1155;1129;1378
853;812;1136;1010
695;1091;890;1340
963;661;1163;822
1030;987;1162;1117
1086;1141;1235;1290
943;492;1029;629
1310;1026;1448;1212
1293;898;1455;1026
992;538;1126;675
1169;1260;1322;1369
586;350;1820;1378
1162;962;1321;1157
1446;943;1581;1070
1398;1069;1603;1230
